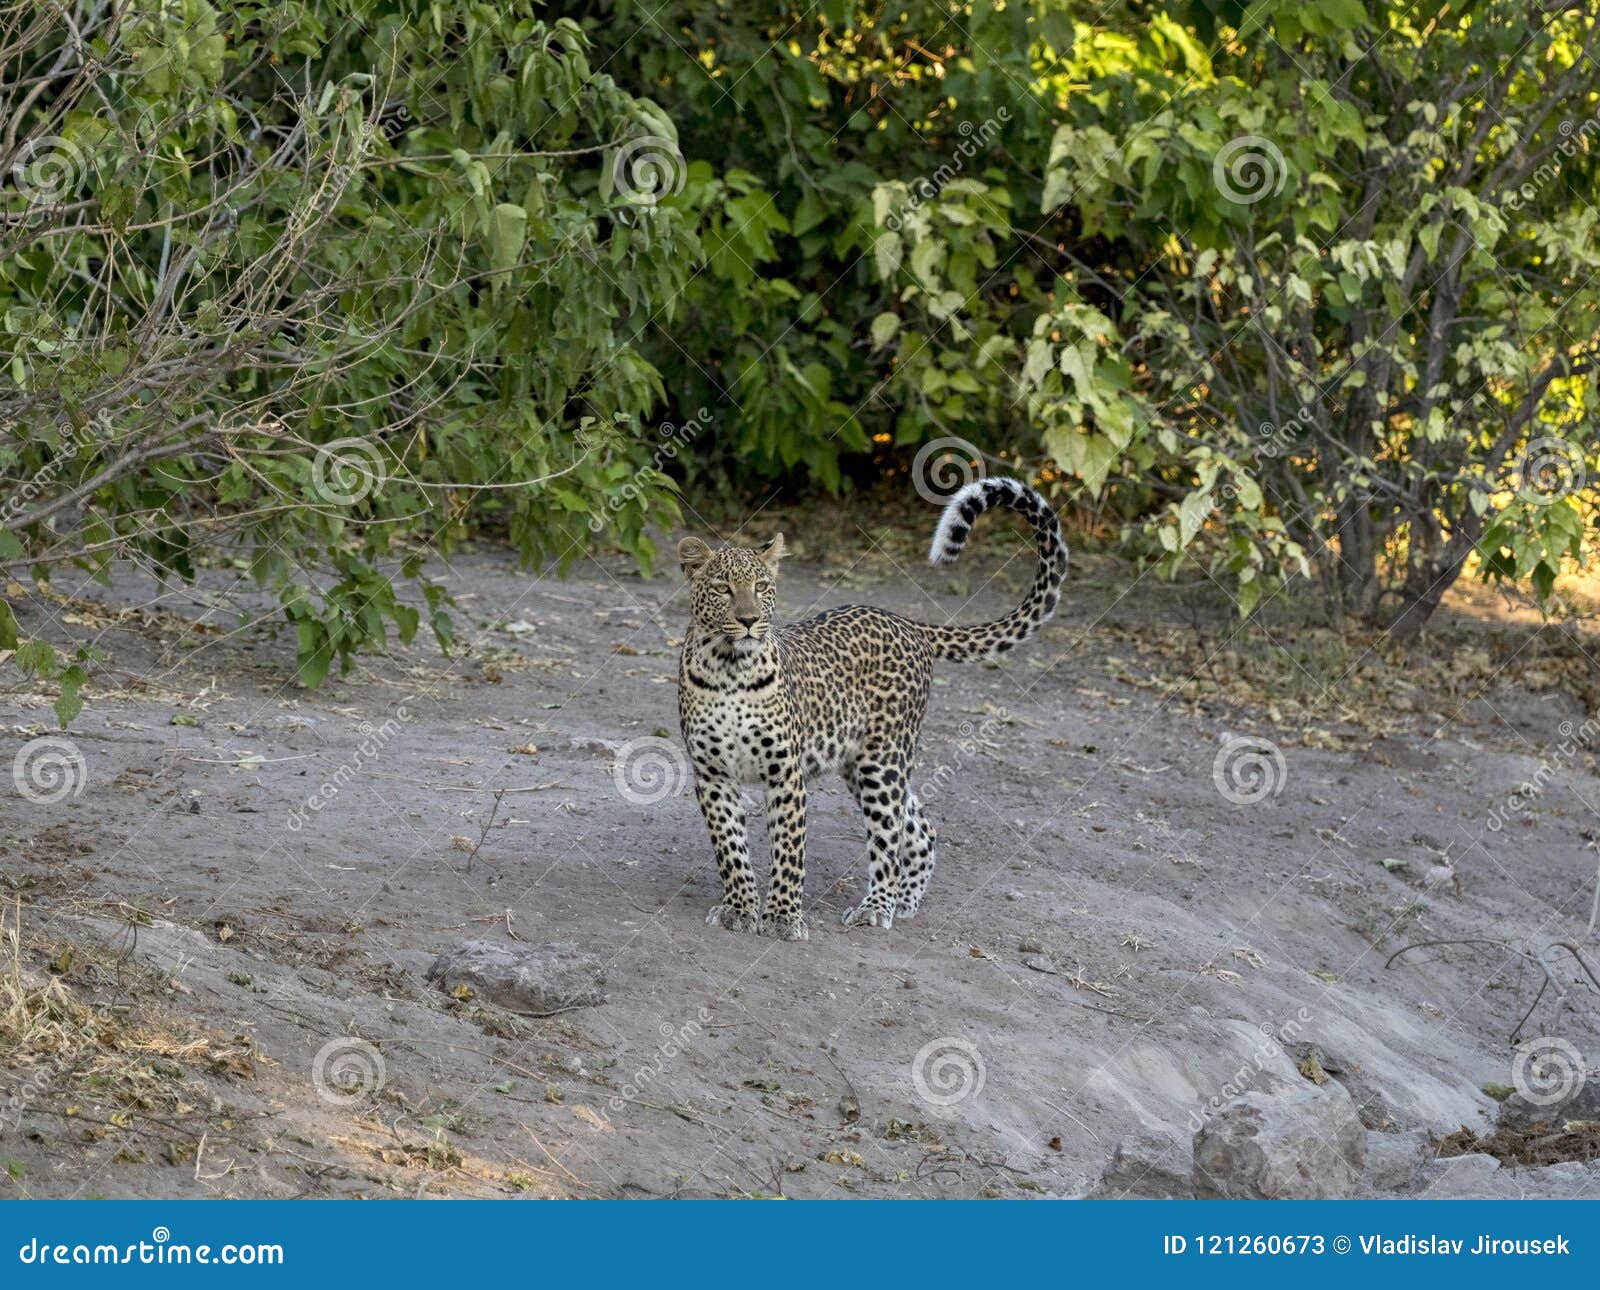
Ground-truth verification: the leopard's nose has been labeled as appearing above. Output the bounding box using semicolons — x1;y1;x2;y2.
737;614;758;628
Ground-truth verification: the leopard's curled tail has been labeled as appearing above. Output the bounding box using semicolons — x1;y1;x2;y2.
920;476;1068;661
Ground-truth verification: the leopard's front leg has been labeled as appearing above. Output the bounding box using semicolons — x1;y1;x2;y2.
761;764;809;941
693;771;761;933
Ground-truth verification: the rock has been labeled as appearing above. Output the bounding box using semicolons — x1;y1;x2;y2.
1419;1152;1501;1198
1421;862;1459;893
1284;1041;1400;1130
1420;1155;1600;1200
426;940;606;1015
1093;1126;1194;1199
1021;954;1058;974
1510;1161;1599;1197
1018;938;1044;954
567;735;623;756
1192;1083;1366;1199
1364;1128;1432;1193
1497;1072;1600;1131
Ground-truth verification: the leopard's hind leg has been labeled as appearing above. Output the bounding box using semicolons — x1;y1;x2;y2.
840;752;907;929
895;793;936;918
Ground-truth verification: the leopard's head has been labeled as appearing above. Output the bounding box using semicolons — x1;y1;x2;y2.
677;534;785;654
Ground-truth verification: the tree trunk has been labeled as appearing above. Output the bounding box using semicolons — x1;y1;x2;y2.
1385;514;1483;643
1331;495;1384;620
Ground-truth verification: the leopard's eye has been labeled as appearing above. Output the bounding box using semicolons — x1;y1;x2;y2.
757;580;773;594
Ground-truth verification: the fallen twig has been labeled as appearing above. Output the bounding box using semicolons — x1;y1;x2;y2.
463;789;506;874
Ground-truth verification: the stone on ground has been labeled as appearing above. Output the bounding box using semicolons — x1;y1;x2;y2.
426;940;607;1015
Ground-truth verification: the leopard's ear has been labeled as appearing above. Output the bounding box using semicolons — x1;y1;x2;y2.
678;536;713;579
759;532;786;574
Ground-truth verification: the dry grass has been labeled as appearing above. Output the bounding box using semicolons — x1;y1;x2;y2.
1438;1119;1600;1168
1;899;256;1143
1;899;109;1072
1053;546;1600;744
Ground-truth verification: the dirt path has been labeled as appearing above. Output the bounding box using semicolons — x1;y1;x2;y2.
3;539;1599;1198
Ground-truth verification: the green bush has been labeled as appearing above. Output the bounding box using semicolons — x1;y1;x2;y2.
576;0;1600;636
7;1;1600;722
2;1;702;699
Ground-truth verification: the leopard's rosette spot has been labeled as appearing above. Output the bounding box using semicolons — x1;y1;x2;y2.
311;437;386;506
611;136;685;205
12;737;87;805
1511;436;1585;506
677;477;1063;937
1211;733;1286;805
1212;135;1286;205
1511;1036;1587;1107
613;736;690;806
11;135;87;204
911;1036;986;1107
311;1037;386;1106
911;435;985;505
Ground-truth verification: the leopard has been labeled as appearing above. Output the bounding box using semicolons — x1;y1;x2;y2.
675;476;1068;941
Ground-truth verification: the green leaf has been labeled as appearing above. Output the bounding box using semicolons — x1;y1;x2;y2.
53;665;86;728
489;203;528;273
1178;491;1212;547
1079;435;1119;495
792;190;828;237
873;232;903;279
15;640;54;676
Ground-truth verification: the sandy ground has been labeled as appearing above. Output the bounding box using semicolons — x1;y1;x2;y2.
3;531;1600;1199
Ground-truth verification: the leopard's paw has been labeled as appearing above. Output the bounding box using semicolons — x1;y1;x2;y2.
761;911;810;942
894;897;922;920
705;903;760;934
840;900;895;929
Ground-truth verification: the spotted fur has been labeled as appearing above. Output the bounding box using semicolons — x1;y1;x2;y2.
676;477;1067;940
